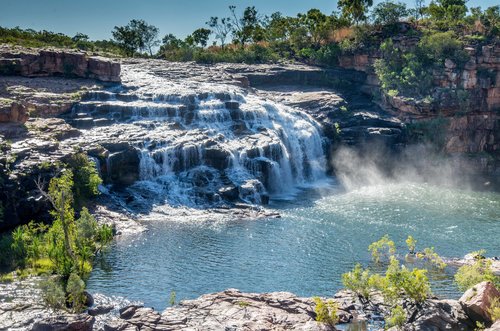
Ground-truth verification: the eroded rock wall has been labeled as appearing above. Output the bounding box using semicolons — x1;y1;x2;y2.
0;45;121;82
338;40;500;188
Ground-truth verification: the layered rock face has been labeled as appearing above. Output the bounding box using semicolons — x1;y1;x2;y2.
338;41;500;188
0;45;121;82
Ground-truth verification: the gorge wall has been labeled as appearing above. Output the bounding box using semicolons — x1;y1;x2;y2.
337;40;500;188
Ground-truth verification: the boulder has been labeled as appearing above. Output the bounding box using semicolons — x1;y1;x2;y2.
204;146;231;170
408;299;474;331
87;304;114;316
106;146;140;186
460;281;500;323
0;101;29;124
32;314;94;331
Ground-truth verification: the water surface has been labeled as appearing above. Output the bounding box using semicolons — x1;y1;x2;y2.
87;182;500;310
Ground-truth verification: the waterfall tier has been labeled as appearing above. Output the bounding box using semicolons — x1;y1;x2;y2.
67;66;327;207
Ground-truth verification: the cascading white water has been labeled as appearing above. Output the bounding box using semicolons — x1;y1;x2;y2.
72;66;328;206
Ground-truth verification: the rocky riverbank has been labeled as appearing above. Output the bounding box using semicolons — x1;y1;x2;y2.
2;282;499;330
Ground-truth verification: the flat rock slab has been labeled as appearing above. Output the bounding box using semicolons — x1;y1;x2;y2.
109;289;331;331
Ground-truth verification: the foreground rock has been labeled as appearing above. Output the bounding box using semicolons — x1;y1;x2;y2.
460;281;500;324
32;314;95;331
107;289;330;331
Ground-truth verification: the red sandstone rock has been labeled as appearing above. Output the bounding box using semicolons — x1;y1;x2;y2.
0;46;120;82
459;281;500;324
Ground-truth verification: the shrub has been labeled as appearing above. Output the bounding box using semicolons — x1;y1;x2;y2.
406;236;417;254
66;273;86;312
368;235;396;263
455;257;500;291
417;31;469;67
382;256;431;303
41;278;66;309
66;154;102;208
342;263;372;299
313;297;339;327
420;247;447;270
387;305;407;329
372;1;410;26
374;39;433;97
488;297;500;322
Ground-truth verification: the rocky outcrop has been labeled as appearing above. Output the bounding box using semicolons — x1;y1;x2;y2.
0;118;80;231
0;45;121;82
460;281;500;324
32;314;95;331
106;289;330;331
338;40;500;189
0;99;29;124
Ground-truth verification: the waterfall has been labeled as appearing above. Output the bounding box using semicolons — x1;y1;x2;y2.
71;66;327;206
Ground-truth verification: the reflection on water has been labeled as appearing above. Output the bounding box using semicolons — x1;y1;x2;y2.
87;182;500;311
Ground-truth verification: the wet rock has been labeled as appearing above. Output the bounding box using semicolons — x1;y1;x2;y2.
204;146;231;170
88;305;114;316
160;289;329;330
106;146;140;186
407;299;474;331
460;281;500;324
32;314;95;331
218;185;240;201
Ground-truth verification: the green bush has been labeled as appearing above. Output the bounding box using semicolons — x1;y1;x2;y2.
374;39;433;97
420;247;447;270
382;256;431;303
342;263;372;299
313;297;339;327
406;236;417;254
66;273;86;312
489;297;500;322
454;257;500;291
418;31;469;67
66;153;102;208
40;278;66;309
368;235;396;263
387;305;407;329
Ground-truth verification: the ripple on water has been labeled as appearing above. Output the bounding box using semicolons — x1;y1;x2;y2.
87;182;500;310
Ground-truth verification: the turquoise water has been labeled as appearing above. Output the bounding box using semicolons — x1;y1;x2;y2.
87;182;500;310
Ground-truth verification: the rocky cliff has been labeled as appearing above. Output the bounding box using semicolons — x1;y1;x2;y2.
0;46;121;82
338;40;500;189
0;46;120;125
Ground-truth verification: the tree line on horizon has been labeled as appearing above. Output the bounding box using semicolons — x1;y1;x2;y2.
0;0;498;65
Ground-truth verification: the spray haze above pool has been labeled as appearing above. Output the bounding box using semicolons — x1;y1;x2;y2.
87;182;500;310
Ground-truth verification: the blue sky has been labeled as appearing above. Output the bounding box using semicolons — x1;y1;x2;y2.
1;0;498;40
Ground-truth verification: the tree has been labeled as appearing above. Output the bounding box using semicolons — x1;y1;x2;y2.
207;17;232;48
229;6;262;46
372;1;410;26
112;19;160;56
426;0;467;22
263;12;292;42
191;28;211;47
338;0;374;24
161;34;183;50
414;0;426;21
299;9;332;47
112;25;140;56
71;33;89;42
